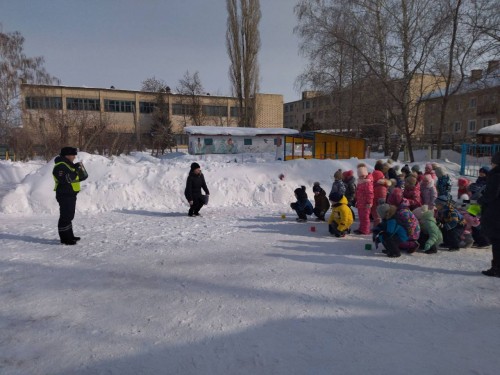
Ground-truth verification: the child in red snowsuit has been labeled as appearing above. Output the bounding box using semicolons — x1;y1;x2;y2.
354;163;374;235
371;170;392;226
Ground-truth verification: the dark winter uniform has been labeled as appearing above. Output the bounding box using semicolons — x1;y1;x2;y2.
52;147;88;244
184;163;210;216
479;156;500;277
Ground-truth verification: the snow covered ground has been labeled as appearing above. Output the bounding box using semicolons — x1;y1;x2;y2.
1;150;499;375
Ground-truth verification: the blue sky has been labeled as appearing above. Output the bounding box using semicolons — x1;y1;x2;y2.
1;0;306;102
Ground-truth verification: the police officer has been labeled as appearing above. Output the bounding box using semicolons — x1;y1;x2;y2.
52;147;88;245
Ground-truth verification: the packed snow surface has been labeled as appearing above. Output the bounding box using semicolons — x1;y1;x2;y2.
0;150;499;375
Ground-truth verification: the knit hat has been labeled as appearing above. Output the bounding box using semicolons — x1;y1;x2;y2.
479;166;490;174
401;164;411;176
411;165;420;173
372;170;385;183
329;192;343;202
377;203;392;220
357;163;368;177
190;162;201;171
435;195;450;205
342;170;354;180
312;182;322;193
434;167;444;178
458;177;470;187
60;147;77;156
425;163;433;173
412;205;428;220
422;174;434;186
459;194;470;207
374;161;384;171
334;169;343;180
405;175;417;187
492;152;500;165
467;204;481;216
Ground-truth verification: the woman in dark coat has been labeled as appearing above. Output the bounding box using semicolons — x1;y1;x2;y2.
479;152;500;277
184;162;210;217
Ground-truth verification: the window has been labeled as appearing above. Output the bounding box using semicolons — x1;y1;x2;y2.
202;105;227;117
469;98;477;108
66;98;100;111
104;100;134;112
172;104;194;115
25;96;62;110
139;102;156;113
244;138;252;145
454;121;461;132
482;118;496;128
203;138;213;146
230;106;240;117
468;120;476;132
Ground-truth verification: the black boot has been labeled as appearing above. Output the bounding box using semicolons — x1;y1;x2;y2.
482;261;500;277
481;260;500;277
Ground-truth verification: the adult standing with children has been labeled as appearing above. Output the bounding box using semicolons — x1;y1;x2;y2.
184;162;210;217
479;152;500;277
52;147;88;245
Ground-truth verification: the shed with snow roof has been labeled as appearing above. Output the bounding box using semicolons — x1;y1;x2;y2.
477;123;500;144
184;126;299;158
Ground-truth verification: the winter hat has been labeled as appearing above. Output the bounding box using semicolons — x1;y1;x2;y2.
458;177;470;187
425;163;433;173
342;170;354;180
401;164;411;176
374;160;384;171
405;175;417;187
329;192;343;203
411;165;420;173
60;147;77;156
294;186;307;198
377;204;392;220
312;182;322;193
357;163;368;177
422;174;434;187
334;169;343;180
387;187;403;206
467;204;481;217
491;152;500;165
434;195;450;205
412;205;428;220
190;162;201;171
372;170;385;183
479;166;490;174
434;167;445;178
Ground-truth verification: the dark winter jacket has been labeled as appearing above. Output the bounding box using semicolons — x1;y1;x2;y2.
479;165;500;239
313;187;330;214
292;187;314;214
184;171;209;201
52;156;87;197
436;175;452;198
436;201;465;231
329;180;346;201
343;176;356;205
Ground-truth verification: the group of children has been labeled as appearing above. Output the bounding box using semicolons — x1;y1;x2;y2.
290;160;490;258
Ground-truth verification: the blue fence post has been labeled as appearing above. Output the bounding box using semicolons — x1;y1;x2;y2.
460;143;467;176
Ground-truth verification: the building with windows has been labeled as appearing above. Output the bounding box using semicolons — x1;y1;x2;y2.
421;60;499;144
21;84;283;146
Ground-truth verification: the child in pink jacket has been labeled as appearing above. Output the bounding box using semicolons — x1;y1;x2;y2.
354;163;374;234
424;163;437;182
371;170;392;226
420;174;437;211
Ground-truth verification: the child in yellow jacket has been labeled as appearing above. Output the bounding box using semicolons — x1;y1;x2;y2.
328;193;354;237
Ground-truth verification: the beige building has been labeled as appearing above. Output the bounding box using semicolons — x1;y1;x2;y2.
284;75;443;144
421;60;499;144
21;84;283;143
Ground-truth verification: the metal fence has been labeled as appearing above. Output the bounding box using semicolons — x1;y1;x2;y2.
460;143;500;176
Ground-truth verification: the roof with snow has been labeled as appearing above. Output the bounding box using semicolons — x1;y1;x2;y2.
477;123;500;135
421;68;500;101
184;126;299;136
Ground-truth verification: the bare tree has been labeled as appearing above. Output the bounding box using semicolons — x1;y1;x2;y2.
226;0;261;127
176;70;205;126
0;28;59;141
141;76;169;93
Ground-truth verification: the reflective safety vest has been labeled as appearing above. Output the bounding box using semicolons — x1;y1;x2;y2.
53;161;81;192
